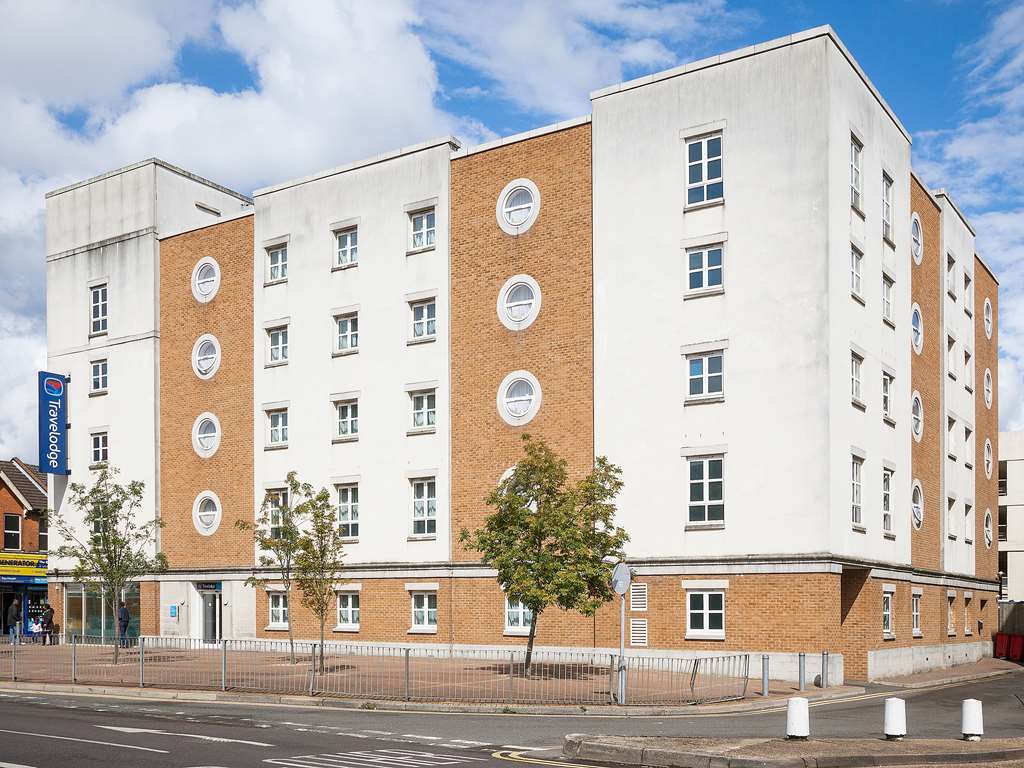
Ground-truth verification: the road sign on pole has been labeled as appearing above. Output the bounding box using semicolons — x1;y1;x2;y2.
611;562;631;704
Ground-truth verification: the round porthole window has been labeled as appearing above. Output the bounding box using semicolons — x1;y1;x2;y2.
191;257;221;303
497;274;542;331
984;298;993;339
985;438;994;479
911;481;924;529
497;370;542;426
192;412;222;458
984;368;993;409
192;334;221;379
910;214;923;265
496;178;541;235
192;491;222;536
911;304;924;355
984;509;993;548
911;391;924;442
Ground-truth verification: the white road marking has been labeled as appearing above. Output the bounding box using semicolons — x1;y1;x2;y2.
0;728;168;753
402;735;442;740
449;740;487;746
96;725;274;747
363;730;395;735
0;762;37;767
501;746;541;750
265;748;490;768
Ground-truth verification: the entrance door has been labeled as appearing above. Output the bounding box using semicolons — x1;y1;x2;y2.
201;592;221;643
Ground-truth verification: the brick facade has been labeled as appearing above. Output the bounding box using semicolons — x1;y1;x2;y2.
974;258;999;580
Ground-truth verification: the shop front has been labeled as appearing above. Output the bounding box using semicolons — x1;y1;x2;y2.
62;582;141;641
0;552;48;639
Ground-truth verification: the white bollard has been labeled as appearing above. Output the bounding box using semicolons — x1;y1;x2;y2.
786;697;810;740
962;698;984;741
883;697;907;740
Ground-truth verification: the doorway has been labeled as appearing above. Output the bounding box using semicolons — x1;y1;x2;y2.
201;591;221;644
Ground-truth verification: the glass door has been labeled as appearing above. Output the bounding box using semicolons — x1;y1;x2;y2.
201;592;221;644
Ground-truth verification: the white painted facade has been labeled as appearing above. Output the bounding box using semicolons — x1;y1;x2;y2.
45;160;251;566
999;431;1024;600
591;29;912;564
251;138;458;567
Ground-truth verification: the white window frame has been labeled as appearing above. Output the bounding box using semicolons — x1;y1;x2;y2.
192;491;222;536
850;136;863;210
335;312;359;354
267;326;289;365
882;592;893;636
882;469;893;535
882;372;894;423
964;272;973;315
882;174;893;241
496;178;541;235
410;298;437;341
91;359;108;394
410;208;436;250
911;305;924;354
911;214;923;264
267;409;289;447
191;256;221;303
947;335;957;381
912;594;921;636
964;349;974;392
337;484;359;539
687;351;724;401
269;592;288;628
687;455;724;525
411;592;438;628
497;274;541;330
335;226;358;267
91;431;109;465
336;592;360;630
686;244;724;295
882;274;894;325
911;392;924;442
947;415;958;461
504;597;533;635
851;352;863;405
984;509;993;549
90;283;108;335
965;503;975;546
498;370;542;426
984;369;993;409
686;590;725;640
191;412;222;459
946;254;957;300
411;478;437;537
984;298;993;339
410;390;436;431
335;399;359;439
267;245;288;283
850;246;863;298
3;513;21;551
985;439;993;479
192;334;222;380
851;455;863;526
947;595;956;636
267;488;288;539
912;481;924;529
685;132;724;207
964;596;972;636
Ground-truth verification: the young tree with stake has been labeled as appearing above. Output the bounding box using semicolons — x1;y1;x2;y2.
460;435;629;673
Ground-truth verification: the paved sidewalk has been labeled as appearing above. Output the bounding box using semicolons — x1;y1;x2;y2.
564;734;1024;767
872;657;1022;688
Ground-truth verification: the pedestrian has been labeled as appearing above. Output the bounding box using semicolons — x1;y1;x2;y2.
6;597;21;645
41;603;54;646
117;600;130;648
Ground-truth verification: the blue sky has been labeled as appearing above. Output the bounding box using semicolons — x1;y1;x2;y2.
0;0;1022;461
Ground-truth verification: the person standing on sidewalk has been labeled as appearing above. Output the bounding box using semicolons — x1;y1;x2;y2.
6;598;21;645
117;601;130;648
41;603;54;646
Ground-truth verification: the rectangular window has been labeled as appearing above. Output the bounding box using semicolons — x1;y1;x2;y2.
947;254;957;299
37;515;47;552
850;137;863;209
686;245;723;292
268;409;289;447
947;497;957;540
687;456;724;524
947;415;957;460
882;174;893;241
411;299;436;340
337;484;359;538
851;456;863;526
336;400;359;438
882;373;894;422
335;313;358;353
947;595;956;635
947;336;957;380
686;133;724;206
269;593;288;626
965;503;974;545
882;275;894;324
999;505;1007;541
411;390;436;429
91;432;108;464
412;478;437;536
687;352;724;399
882;592;893;635
964;425;974;469
912;594;921;635
3;514;20;550
851;246;863;297
505;598;533;632
1000;461;1008;496
629;583;649;612
629;618;649;647
268;326;288;364
882;469;893;534
336;592;360;628
687;591;725;639
336;227;358;267
268;246;288;282
267;488;288;539
91;359;108;393
964;273;973;314
964;597;972;635
851;353;863;404
90;284;108;335
964;349;973;391
410;209;436;249
412;592;438;627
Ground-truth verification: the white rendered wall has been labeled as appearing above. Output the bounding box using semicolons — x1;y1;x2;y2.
252;141;453;566
1000;431;1024;599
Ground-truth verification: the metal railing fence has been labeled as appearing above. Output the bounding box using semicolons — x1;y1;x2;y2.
0;635;748;706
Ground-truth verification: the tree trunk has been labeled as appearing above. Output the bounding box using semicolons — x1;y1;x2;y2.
319;617;325;674
524;612;539;676
110;594;119;665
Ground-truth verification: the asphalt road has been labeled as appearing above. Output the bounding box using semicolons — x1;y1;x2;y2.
0;673;1020;766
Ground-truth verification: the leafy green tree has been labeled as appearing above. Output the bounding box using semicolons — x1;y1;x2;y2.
460;435;629;672
50;467;167;664
294;481;347;674
237;471;304;663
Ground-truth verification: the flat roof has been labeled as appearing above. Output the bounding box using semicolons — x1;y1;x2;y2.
590;25;911;144
254;136;462;197
158;208;254;241
46;157;252;203
453;116;591;158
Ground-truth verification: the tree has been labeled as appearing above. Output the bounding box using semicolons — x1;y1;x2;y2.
294;481;346;674
50;467;167;664
237;471;304;663
460;435;629;672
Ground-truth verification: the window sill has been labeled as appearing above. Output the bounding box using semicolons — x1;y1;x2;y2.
685;522;725;531
264;624;289;632
407;336;437;346
913;630;923;638
407;427;437;436
948;289;958;301
883;234;896;250
332;349;359;358
883;317;896;330
504;628;531;637
965;386;974;395
965;539;974;546
89;462;108;470
948;534;957;541
340;537;359;544
948;452;958;461
683;198;724;213
685;394;724;406
332;435;359;444
883;633;896;642
852;524;866;534
965;462;974;471
851;291;866;306
965;630;973;636
332;625;360;633
883;416;896;428
265;361;289;369
851;204;865;220
406;245;436;257
685;632;725;641
264;279;288;288
948;631;957;638
408;626;437;635
407;535;437;542
948;371;957;381
331;262;358;273
851;397;867;411
883;532;896;541
88;390;108;398
89;331;108;339
683;286;724;301
264;444;288;452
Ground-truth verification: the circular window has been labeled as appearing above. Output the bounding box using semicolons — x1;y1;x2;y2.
984;368;993;409
910;214;923;265
984;298;993;339
192;491;222;536
192;334;221;379
496;178;541;235
497;370;542;426
911;304;924;354
912;481;924;529
984;510;993;548
911;391;924;442
497;274;542;331
985;438;993;479
192;412;222;458
191;257;221;303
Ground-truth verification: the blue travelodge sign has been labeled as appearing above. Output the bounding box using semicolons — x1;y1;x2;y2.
38;371;69;476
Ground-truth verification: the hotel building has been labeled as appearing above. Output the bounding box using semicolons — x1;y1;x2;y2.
44;27;999;682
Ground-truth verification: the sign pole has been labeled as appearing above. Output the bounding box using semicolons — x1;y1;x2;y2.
610;561;631;706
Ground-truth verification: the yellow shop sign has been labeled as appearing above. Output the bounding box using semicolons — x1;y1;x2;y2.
0;552;48;577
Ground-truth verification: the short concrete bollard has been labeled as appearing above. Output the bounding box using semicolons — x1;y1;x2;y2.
962;698;984;741
883;697;906;740
786;697;810;740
